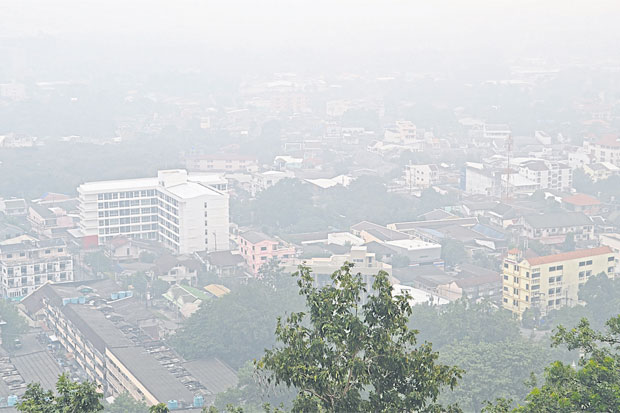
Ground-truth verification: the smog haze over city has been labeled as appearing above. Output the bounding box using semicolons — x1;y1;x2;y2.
1;1;620;412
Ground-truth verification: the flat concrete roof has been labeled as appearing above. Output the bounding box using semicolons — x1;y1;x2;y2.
79;178;158;193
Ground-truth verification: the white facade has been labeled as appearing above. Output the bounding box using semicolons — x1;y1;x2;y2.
464;163;500;197
584;136;620;167
405;164;438;189
517;160;572;191
384;121;418;146
78;170;229;254
0;239;73;299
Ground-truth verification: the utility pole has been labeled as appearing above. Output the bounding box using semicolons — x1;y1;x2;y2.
504;134;513;201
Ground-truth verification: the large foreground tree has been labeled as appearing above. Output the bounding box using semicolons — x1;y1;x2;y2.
484;315;620;412
18;373;103;413
257;263;462;412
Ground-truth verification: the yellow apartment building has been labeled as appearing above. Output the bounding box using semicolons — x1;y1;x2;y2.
502;246;615;318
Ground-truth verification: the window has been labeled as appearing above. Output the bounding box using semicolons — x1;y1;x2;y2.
556;265;563;271
503;298;508;303
549;276;555;283
586;270;592;277
503;263;508;268
549;266;556;272
6;254;12;259
586;260;592;265
608;267;614;273
548;300;554;306
532;272;540;279
503;286;508;292
261;247;267;251
503;275;508;280
579;261;586;267
513;276;518;283
513;288;518;295
556;276;562;282
608;256;615;262
44;249;50;254
579;271;585;279
548;288;555;295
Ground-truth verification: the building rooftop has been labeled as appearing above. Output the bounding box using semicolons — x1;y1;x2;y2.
525;246;613;266
391;217;478;231
563;193;601;207
108;346;194;404
182;358;239;395
385;239;439;251
240;231;275;244
523;212;592;229
352;221;410;242
164;181;223;199
189;153;257;161
79;177;158;193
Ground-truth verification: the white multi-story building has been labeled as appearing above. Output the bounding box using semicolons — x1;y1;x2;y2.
0;239;73;299
516;160;572;191
584;135;620;167
404;164;439;189
78;170;229;254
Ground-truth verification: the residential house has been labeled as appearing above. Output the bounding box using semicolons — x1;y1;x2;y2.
238;231;296;276
519;212;593;244
0;198;27;216
583;162;620;181
28;204;76;238
562;194;602;215
199;250;245;278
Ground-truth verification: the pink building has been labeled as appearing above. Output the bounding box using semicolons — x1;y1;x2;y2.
238;231;296;276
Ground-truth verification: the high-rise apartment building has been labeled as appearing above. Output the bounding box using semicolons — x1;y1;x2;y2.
78;170;229;254
502;247;615;318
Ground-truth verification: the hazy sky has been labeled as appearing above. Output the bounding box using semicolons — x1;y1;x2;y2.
2;1;620;76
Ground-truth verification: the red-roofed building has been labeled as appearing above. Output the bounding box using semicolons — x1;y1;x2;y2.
562;193;602;215
502;246;615;318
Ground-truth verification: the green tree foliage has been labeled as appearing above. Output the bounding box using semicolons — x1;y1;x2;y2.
485;315;620;412
440;340;552;412
257;264;462;412
440;239;467;268
561;232;575;252
410;301;520;350
169;266;304;369
105;392;148;413
234;176;437;235
572;168;620;201
0;299;29;350
17;373;103;413
214;361;295;413
148;403;170;413
251;179;321;231
83;251;115;274
410;301;565;410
